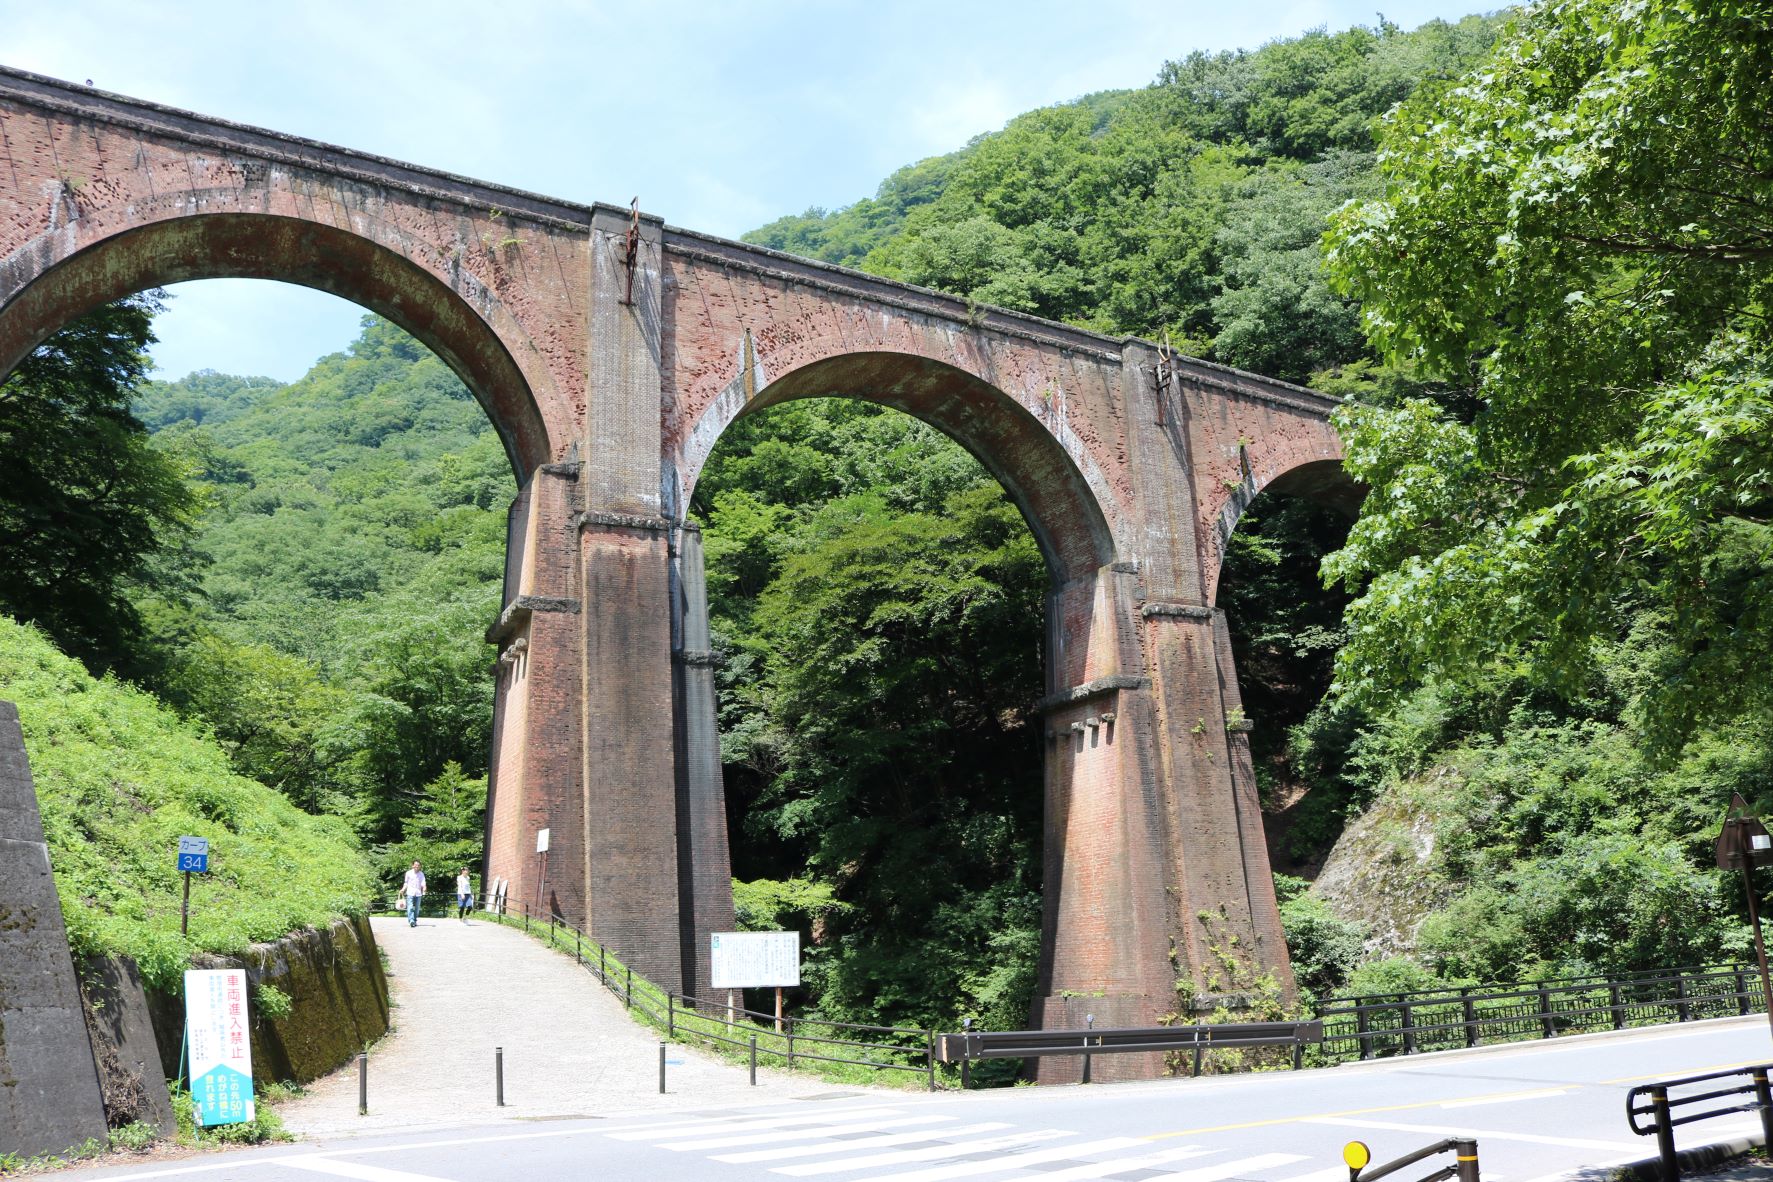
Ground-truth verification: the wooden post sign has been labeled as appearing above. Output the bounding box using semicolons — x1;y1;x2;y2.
711;931;800;1031
185;968;255;1127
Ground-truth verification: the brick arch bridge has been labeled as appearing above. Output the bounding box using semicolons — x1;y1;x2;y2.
0;67;1351;1080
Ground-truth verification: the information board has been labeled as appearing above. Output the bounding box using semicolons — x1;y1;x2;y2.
177;835;209;874
185;968;255;1126
710;931;800;989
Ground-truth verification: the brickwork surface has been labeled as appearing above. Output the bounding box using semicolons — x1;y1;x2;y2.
0;67;1351;1079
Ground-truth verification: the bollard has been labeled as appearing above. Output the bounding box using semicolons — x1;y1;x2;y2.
659;1041;667;1094
1650;1087;1677;1181
357;1052;367;1115
1082;1014;1094;1084
496;1045;505;1107
1756;1070;1773;1159
1453;1137;1479;1182
749;1034;758;1086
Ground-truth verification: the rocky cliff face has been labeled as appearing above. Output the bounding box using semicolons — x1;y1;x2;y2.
1311;772;1457;959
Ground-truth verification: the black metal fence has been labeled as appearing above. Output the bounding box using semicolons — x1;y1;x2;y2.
1317;964;1759;1063
1627;1064;1773;1181
385;896;1763;1083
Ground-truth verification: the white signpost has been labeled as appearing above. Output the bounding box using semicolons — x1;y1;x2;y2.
185;968;255;1127
711;931;800;1031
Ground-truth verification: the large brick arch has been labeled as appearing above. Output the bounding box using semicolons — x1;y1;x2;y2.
0;67;1360;1084
675;349;1120;584
1206;456;1364;604
0;211;554;479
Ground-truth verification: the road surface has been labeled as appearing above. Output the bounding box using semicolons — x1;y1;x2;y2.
63;1016;1768;1181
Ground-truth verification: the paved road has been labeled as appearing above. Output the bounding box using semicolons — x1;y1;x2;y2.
276;916;859;1136
63;1016;1770;1181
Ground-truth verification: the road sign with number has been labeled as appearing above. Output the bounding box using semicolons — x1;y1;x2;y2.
177;836;210;873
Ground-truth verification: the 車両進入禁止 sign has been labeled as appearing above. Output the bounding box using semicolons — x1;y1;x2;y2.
710;931;800;989
185;968;255;1126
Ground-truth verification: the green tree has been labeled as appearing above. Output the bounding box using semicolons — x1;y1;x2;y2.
0;294;201;671
1322;0;1773;746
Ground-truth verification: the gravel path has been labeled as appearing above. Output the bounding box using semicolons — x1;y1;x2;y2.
277;916;871;1137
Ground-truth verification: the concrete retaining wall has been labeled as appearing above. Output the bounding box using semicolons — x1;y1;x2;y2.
0;700;110;1158
143;915;390;1087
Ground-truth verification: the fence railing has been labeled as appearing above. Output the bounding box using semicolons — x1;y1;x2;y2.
1626;1064;1773;1181
475;900;941;1089
1316;964;1759;1063
938;1020;1321;1087
382;896;1763;1084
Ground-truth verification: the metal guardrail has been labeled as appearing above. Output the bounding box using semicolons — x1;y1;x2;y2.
483;901;941;1089
1626;1065;1773;1181
1346;1136;1481;1182
1316;965;1758;1062
937;1020;1322;1087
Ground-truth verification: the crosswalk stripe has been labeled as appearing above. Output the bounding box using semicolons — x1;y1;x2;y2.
1133;1153;1307;1182
996;1144;1225;1181
1273;1167;1357;1182
772;1129;1073;1176
846;1135;1151;1182
275;1161;454;1182
606;1106;904;1140
714;1124;1017;1164
663;1115;954;1150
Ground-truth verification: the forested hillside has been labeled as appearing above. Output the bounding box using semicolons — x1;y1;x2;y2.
133;319;504;882
3;1;1763;1049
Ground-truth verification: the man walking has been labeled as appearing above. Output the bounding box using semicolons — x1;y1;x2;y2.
403;860;427;927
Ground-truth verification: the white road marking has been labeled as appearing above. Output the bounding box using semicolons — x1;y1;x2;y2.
1273;1168;1361;1182
273;1162;455;1182
1010;1145;1229;1181
606;1105;904;1139
772;1128;1073;1175
1439;1088;1567;1109
663;1114;954;1150
847;1136;1151;1182
1301;1116;1640;1151
714;1123;1017;1163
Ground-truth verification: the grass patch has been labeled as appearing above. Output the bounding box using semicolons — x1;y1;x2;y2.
1;616;376;993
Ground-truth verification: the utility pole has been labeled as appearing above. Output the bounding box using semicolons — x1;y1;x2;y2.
1715;793;1773;1044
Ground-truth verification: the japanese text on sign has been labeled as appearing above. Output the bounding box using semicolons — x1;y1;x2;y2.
185;968;255;1127
710;931;800;988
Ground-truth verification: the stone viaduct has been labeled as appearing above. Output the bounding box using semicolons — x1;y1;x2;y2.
0;67;1348;1079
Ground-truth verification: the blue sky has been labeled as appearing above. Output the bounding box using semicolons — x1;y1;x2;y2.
4;0;1492;382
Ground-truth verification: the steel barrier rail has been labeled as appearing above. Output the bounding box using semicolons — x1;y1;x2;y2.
1316;965;1757;1063
1626;1064;1773;1181
937;1020;1323;1087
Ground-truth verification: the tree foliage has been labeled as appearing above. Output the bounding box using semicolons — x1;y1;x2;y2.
136;316;510;881
700;401;1047;1037
1323;0;1773;746
0;294;201;672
